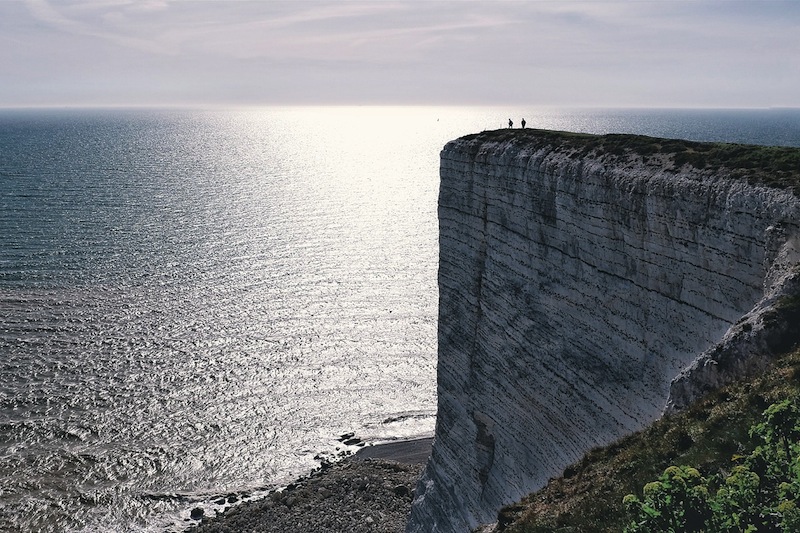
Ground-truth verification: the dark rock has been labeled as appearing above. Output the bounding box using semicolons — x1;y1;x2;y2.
190;507;204;520
392;484;410;497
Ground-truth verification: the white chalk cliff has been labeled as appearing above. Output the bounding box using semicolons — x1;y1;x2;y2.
407;130;800;532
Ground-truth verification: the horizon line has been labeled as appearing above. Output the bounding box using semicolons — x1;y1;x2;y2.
1;103;798;112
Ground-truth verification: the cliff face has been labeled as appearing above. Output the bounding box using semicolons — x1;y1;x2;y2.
407;131;800;532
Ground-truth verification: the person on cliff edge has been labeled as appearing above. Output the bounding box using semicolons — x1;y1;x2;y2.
521;118;526;128
508;118;513;128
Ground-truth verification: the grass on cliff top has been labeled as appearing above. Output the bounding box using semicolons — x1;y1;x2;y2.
491;346;800;533
463;129;800;196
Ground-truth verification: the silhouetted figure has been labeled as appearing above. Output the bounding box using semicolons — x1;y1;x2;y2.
508;119;513;128
521;118;526;128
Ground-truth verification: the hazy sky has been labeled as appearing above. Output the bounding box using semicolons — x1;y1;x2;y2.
1;0;798;108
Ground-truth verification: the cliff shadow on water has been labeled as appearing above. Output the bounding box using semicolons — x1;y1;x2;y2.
407;129;800;532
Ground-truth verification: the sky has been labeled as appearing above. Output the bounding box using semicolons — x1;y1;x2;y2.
1;0;798;109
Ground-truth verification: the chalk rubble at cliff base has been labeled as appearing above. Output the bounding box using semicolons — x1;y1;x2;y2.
191;458;422;533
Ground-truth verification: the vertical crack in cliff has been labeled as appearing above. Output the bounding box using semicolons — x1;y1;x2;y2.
469;162;494;499
472;411;496;493
470;183;489;380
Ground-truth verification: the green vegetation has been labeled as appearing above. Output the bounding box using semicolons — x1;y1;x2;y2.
464;129;800;196
623;399;800;532
493;347;800;532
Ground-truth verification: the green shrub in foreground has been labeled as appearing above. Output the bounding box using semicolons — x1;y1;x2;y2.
624;399;800;532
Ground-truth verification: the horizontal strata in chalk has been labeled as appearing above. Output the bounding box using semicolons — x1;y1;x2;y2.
407;130;800;533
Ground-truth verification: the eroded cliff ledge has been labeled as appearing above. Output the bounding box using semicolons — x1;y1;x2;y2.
407;130;800;532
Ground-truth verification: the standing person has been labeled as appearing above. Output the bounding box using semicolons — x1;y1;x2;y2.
521;118;526;128
508;119;513;128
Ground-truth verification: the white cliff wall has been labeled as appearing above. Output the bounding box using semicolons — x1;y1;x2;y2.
407;133;800;532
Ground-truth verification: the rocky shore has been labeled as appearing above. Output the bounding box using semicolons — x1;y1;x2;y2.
189;438;432;533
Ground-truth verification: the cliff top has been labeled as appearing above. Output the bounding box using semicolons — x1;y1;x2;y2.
459;129;800;196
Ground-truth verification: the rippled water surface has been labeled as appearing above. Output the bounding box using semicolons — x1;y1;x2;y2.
1;106;798;532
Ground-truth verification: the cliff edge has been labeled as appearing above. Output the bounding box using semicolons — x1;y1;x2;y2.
407;130;800;532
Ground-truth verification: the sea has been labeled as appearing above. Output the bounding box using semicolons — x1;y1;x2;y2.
1;106;799;532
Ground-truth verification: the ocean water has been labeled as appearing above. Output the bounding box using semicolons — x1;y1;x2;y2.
1;106;798;532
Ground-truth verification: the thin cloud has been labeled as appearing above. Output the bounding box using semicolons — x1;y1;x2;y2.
4;1;799;107
24;0;176;54
23;0;519;61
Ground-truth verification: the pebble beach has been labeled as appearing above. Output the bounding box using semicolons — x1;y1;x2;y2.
189;438;433;533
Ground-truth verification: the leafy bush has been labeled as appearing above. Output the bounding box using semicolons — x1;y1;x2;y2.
624;399;800;532
623;466;711;532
